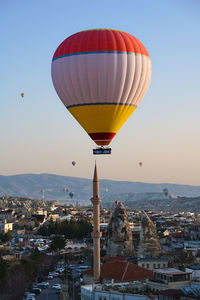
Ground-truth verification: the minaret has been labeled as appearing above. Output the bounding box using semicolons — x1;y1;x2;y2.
91;162;102;284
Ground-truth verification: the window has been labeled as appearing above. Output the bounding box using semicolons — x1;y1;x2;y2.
142;263;144;267
163;263;165;267
158;264;160;268
153;264;156;268
147;264;149;268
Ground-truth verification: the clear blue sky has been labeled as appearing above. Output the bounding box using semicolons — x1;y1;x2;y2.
1;0;200;185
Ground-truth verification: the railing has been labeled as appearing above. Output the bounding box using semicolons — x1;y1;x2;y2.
148;277;167;284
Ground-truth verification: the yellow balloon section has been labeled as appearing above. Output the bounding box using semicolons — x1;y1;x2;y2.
51;29;151;146
68;105;136;146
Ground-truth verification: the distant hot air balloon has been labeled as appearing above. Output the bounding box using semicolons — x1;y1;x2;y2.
41;190;45;200
21;93;25;98
139;162;143;167
69;192;74;198
105;188;109;193
163;188;169;197
63;187;68;193
51;29;151;147
72;161;76;166
115;200;118;205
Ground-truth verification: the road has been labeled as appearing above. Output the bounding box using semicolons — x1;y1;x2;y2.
36;277;62;300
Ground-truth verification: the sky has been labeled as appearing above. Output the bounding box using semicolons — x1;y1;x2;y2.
0;0;200;185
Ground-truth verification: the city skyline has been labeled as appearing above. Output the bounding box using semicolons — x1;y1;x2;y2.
1;0;200;185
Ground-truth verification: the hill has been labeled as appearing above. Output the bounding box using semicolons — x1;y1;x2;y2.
0;174;200;207
102;192;200;212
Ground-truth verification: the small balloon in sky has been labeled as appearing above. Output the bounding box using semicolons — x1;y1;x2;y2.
69;192;74;198
139;162;143;167
72;161;76;166
21;92;25;98
115;200;118;205
105;188;108;193
63;187;68;193
163;188;169;197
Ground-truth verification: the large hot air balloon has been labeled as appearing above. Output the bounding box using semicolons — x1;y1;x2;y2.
51;29;151;148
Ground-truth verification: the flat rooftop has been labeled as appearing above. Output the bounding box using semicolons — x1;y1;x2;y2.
155;268;192;275
82;281;145;295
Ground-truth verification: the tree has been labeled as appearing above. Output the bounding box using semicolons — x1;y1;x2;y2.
0;256;8;280
0;232;12;243
50;235;66;253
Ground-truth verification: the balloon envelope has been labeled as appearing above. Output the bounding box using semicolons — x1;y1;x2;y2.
21;93;25;98
69;192;74;198
72;161;76;166
163;188;169;196
51;29;151;146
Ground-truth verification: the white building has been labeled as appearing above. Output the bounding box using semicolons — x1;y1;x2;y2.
0;220;13;233
81;283;150;300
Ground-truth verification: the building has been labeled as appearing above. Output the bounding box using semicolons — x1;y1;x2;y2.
186;265;200;281
138;257;169;270
185;225;200;241
158;283;200;299
82;258;153;285
81;283;150;300
147;268;192;292
0;209;15;221
0;220;13;233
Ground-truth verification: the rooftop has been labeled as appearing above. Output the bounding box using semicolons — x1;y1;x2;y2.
82;281;146;295
155;268;192;275
139;257;169;262
83;260;153;281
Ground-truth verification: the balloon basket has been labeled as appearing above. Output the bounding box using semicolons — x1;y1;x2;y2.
93;147;112;155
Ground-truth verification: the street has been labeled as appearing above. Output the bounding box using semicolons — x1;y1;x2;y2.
36;277;62;300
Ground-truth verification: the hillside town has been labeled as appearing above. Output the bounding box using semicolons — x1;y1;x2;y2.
1;187;200;300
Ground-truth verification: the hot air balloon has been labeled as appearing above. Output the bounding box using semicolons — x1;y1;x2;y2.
21;93;25;98
51;29;151;152
41;190;45;200
63;187;68;193
115;200;118;205
139;162;143;167
163;188;169;197
69;192;74;198
105;188;109;193
72;161;76;166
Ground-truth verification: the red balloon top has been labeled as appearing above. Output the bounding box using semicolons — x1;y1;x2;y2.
53;29;150;60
